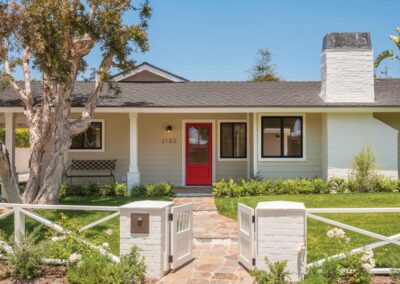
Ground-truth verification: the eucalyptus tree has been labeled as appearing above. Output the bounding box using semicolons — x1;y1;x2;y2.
0;0;151;204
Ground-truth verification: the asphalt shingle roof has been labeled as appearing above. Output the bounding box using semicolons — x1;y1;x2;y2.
1;79;400;108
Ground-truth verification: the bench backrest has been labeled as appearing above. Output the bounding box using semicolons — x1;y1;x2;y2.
70;160;117;171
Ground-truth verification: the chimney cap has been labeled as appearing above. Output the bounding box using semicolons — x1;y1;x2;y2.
322;32;371;51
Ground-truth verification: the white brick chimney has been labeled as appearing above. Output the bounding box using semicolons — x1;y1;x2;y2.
321;32;374;103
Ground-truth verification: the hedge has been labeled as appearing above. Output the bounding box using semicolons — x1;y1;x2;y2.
212;177;400;198
0;128;30;148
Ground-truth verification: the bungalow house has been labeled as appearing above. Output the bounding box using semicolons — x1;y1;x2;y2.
1;32;400;192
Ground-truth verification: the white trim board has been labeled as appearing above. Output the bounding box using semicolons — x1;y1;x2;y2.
69;119;106;153
113;63;186;82
4;106;400;114
181;119;216;186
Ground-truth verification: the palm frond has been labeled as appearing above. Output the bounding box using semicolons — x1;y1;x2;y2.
389;35;400;50
374;49;398;68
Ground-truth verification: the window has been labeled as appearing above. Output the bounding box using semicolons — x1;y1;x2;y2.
261;116;303;158
71;121;103;150
220;122;246;158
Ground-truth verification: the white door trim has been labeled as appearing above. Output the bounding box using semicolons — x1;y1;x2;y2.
181;119;216;186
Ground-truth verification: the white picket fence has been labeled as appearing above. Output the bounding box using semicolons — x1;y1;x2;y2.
0;203;121;263
306;207;400;275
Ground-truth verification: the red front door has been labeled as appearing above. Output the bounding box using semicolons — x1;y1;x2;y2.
186;123;212;185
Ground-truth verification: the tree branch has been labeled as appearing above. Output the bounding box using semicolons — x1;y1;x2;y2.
69;54;112;136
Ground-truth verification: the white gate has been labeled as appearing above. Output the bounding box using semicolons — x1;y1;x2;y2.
170;203;193;270
238;203;255;270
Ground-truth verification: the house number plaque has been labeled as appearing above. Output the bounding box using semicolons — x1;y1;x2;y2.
161;138;176;144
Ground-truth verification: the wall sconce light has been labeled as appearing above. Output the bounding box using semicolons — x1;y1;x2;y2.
166;125;173;133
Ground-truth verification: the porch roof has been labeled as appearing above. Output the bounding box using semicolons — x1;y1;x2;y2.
2;79;400;108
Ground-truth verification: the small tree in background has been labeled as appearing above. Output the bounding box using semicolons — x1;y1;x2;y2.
249;48;280;82
349;147;379;192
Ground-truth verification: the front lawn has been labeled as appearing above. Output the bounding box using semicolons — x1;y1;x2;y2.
215;193;400;268
0;196;172;256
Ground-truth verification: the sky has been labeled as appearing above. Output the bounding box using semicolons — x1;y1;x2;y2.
115;0;400;82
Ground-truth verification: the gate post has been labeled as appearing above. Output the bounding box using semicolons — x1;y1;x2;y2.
119;200;174;279
255;201;306;281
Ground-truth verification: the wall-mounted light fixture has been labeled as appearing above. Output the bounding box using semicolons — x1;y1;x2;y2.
166;125;173;133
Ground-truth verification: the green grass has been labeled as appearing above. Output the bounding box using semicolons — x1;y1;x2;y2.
215;193;400;268
0;196;172;256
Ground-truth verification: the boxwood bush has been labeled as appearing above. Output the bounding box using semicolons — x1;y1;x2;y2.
212;177;400;198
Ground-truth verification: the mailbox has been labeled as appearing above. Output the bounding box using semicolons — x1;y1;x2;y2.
131;213;149;233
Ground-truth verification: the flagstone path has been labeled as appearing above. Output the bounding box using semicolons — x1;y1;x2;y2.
156;197;255;284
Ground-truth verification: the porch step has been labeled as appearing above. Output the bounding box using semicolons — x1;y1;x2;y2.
174;192;213;197
172;186;213;198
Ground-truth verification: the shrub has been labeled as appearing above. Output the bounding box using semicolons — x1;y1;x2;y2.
374;178;398;192
131;182;174;197
66;246;146;284
155;182;173;196
114;182;128;196
250;257;291;284
60;182;131;197
213;177;337;197
1;229;43;279
327;178;347;193
349;147;378;192
301;228;373;284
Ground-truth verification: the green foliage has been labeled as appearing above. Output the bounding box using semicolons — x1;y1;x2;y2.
66;246;146;284
250;257;290;284
375;27;400;74
114;182;128;196
349;147;378;192
0;228;43;280
131;182;174;197
301;228;372;284
60;182;128;197
249;48;280;82
0;128;30;148
213;177;335;198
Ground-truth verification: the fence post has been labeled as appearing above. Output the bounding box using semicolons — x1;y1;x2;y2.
14;206;25;243
255;201;307;282
119;200;174;280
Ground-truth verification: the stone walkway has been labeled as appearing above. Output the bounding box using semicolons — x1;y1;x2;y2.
157;197;254;284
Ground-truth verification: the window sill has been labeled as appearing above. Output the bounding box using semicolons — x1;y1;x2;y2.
218;158;248;162
258;157;306;162
69;149;105;153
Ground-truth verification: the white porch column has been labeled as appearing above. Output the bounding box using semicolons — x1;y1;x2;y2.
127;113;140;189
5;113;16;177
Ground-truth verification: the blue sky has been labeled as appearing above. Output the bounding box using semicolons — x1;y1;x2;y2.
116;0;400;81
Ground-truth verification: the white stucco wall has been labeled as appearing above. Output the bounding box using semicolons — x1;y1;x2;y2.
324;113;398;179
321;49;374;102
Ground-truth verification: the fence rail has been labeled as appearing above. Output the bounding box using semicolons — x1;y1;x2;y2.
306;207;400;275
0;203;120;263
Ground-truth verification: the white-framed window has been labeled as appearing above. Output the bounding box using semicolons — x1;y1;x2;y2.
258;114;306;161
70;119;105;152
218;120;248;161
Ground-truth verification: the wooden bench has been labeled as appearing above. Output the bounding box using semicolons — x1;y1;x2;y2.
64;159;117;185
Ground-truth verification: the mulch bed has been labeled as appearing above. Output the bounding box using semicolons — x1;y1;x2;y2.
0;261;67;284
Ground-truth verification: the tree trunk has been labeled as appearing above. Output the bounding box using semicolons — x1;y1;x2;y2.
0;143;22;203
22;141;47;203
34;98;70;204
